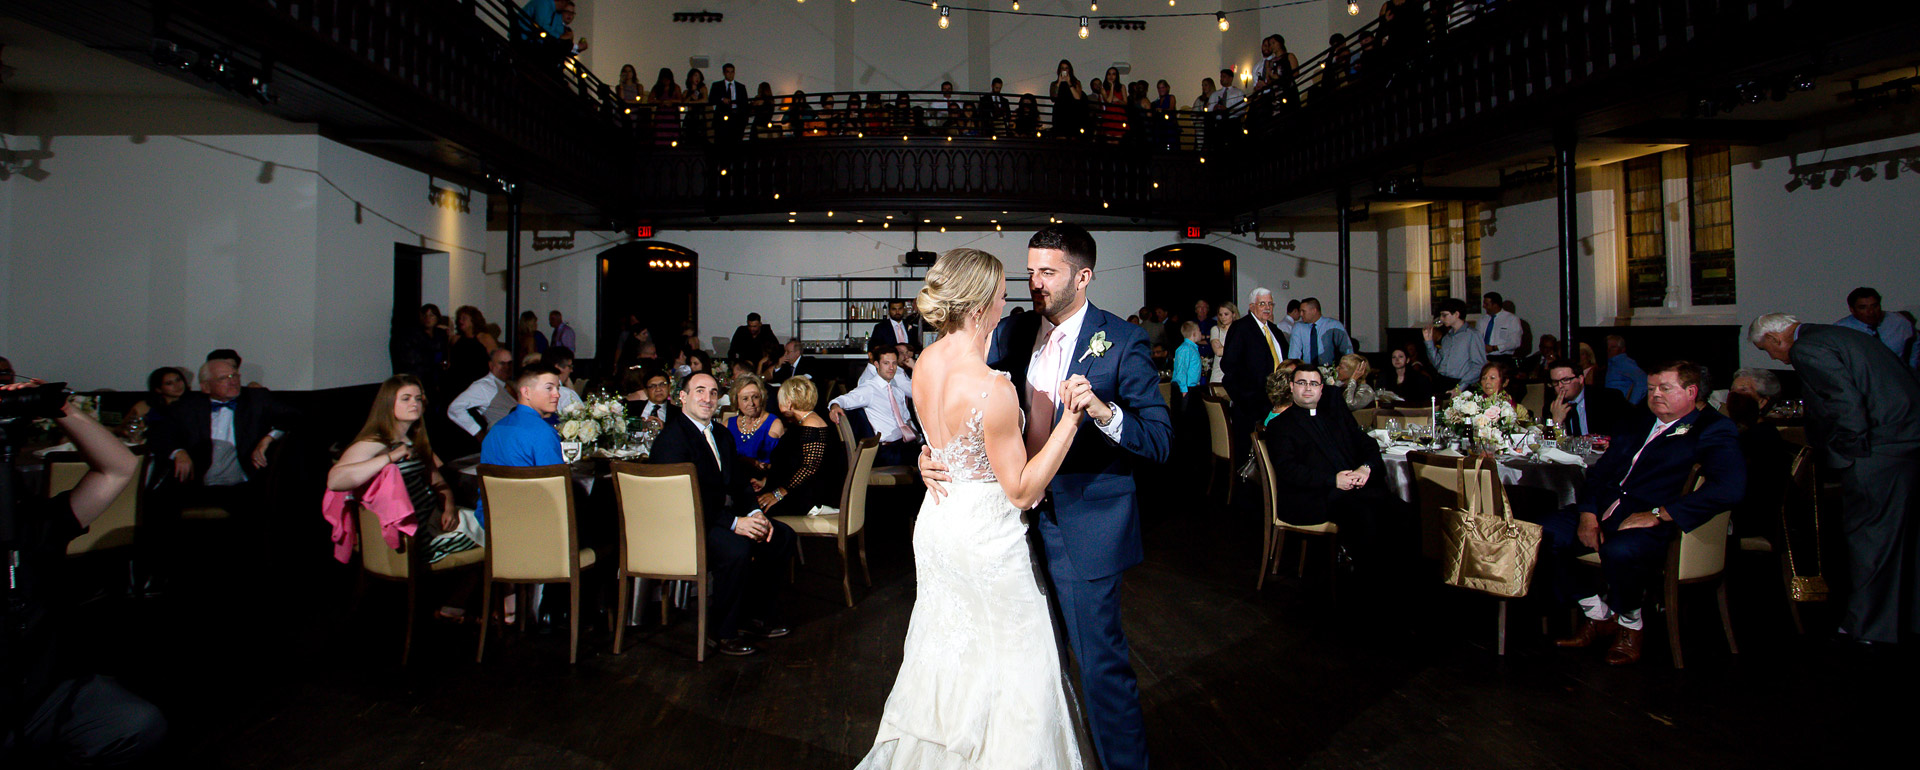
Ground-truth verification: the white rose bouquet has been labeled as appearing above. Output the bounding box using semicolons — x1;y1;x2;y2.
1439;390;1530;452
556;392;629;449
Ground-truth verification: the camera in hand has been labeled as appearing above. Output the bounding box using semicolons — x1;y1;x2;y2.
0;381;70;421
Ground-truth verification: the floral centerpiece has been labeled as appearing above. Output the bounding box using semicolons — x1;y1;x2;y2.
557;392;629;450
1438;390;1530;453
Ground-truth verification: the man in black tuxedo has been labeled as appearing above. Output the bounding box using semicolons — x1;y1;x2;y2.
708;63;749;143
1262;367;1413;583
1752;312;1920;644
1220;287;1290;452
647;372;796;656
148;358;298;518
867;300;918;355
766;340;826;386
728;312;781;364
1545;361;1632;438
1542;361;1745;665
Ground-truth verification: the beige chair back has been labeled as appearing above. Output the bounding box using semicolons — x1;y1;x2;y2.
834;409;859;466
610;462;705;578
1252;439;1281;526
478;465;580;581
1378;408;1433;428
1351;407;1377;431
358;504;411;578
843;438;880;536
1202;396;1232;460
1521;383;1547;416
1673;469;1727;581
53;456;146;555
1777;425;1807;447
1158;382;1173;405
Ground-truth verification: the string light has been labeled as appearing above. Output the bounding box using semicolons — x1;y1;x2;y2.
1217;12;1229;31
1090;0;1098;11
1079;16;1089;38
939;5;950;28
1011;0;1018;8
1348;1;1359;14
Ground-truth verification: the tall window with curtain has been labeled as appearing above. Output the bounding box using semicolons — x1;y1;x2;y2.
1428;203;1452;308
1624;155;1668;308
1688;145;1736;306
1462;201;1484;301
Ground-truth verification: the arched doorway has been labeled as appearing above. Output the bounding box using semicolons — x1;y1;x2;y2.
597;241;698;377
1141;243;1237;330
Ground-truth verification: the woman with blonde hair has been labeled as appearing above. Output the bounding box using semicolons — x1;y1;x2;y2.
751;375;838;516
728;374;783;472
1208;301;1239;385
1262;358;1307;432
854;247;1089;768
1334;352;1377;410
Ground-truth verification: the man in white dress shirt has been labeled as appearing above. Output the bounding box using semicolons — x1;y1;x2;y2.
1481;292;1525;362
447;348;518;436
830;346;919;466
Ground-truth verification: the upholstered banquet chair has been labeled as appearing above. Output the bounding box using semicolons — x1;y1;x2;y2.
1201;394;1235;504
49;454;147;556
773;437;878;607
1408;450;1525;655
476;464;595;664
609;461;711;661
355;503;485;665
835;410;915;487
1736;445;1826;635
1253;438;1339;594
1577;466;1736;669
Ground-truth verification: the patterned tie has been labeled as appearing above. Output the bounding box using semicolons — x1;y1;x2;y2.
1601;420;1675;520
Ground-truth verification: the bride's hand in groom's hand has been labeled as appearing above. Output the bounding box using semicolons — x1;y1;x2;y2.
918;444;950;501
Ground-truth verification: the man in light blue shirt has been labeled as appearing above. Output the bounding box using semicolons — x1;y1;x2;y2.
1287;297;1353;367
1172;321;1204;398
1834;287;1918;369
1422;297;1487;389
518;0;566;40
1603;334;1647;405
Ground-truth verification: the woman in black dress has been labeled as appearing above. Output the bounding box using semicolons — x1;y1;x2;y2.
753;375;842;517
1385;346;1434;404
447;305;496;393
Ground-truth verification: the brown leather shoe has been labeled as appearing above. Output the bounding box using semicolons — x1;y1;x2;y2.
1604;626;1644;665
1556;615;1619;648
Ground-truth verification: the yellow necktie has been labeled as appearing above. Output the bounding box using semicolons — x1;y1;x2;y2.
1263;324;1281;372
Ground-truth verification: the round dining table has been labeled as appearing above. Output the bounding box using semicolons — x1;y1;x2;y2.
1379;444;1596;509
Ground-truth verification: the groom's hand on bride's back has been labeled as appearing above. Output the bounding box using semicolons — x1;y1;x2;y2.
919;445;950;501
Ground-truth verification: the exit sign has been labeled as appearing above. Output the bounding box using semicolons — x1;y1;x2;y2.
635;224;654;239
1183;224;1205;239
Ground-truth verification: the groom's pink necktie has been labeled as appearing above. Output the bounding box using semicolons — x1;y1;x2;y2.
1026;326;1069;457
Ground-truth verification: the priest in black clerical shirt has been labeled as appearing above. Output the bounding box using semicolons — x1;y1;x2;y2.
1262;367;1414;582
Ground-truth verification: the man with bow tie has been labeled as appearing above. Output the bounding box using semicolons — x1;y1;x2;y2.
149;357;299;521
1537;361;1745;665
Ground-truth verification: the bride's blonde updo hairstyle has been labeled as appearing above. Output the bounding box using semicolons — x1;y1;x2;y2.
916;248;1004;334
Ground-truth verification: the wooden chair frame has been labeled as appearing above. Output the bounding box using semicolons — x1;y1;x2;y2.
1200;393;1235;504
1576;466;1736;668
475;463;590;665
351;501;484;666
1253;438;1338;596
1407;450;1521;655
608;461;710;662
779;437;878;607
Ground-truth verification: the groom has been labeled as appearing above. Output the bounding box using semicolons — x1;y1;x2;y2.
927;223;1171;770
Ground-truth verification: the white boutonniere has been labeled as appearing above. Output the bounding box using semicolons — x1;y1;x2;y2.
1078;331;1113;362
1669;424;1691;437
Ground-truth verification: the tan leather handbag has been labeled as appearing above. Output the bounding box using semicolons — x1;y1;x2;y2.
1440;456;1543;598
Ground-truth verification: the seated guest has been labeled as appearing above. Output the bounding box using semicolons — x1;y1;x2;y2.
1521;334;1562;380
1262;366;1414;583
205;348;265;389
627;368;677;427
1546;361;1631;438
1540;362;1744;665
327;375;479;571
1383;346;1433;404
831;346;920;467
1332;353;1376;410
0;382;165;766
515;310;549;360
447;348;518;437
1726;367;1792;547
728;374;784;472
541;346;583;412
766;340;826;386
1260;359;1307;433
688;349;713;378
1472;360;1526;405
1604;334;1647;405
1727;367;1782;422
728;312;781;363
119;366;190;436
148;358;298;518
649;372;796;656
752;376;843;517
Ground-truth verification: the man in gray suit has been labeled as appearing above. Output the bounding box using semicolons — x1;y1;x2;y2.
1750;312;1920;644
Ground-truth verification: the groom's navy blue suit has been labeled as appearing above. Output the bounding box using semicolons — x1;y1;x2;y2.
990;301;1171;770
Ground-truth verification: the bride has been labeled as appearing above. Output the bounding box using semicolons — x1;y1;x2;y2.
855;248;1089;769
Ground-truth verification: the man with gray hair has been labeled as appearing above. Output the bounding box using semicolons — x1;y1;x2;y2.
1750;311;1920;645
1221;287;1290;445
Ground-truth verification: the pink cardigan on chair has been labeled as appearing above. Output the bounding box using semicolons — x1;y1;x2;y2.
321;464;417;564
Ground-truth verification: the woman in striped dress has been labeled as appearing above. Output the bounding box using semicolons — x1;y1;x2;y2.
327;375;481;565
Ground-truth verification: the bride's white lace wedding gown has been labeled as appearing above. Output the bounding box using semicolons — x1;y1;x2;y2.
855;376;1084;770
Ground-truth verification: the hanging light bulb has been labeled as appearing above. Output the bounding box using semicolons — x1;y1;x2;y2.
1217;12;1229;32
1090;0;1098;11
1012;0;1019;8
1348;1;1359;14
939;5;950;28
1079;17;1089;38
1168;0;1175;5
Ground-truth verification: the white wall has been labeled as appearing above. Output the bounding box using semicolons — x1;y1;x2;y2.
0;133;487;390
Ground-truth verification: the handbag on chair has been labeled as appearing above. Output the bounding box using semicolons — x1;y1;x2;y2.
1440;456;1543;598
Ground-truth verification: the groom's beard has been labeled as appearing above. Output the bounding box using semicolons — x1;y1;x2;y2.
1035;286;1079;321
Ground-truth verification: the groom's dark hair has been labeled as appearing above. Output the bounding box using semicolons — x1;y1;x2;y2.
1029;224;1097;273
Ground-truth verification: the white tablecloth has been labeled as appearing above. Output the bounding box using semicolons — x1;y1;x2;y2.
1381;447;1592;509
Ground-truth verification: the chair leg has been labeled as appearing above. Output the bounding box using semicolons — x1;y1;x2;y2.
1497;600;1508;657
660;582;671;624
476;579;492;663
1665;575;1685;669
569;579;581;665
695;577;708;663
1716;579;1739;655
858;531;872;587
1224;460;1235;506
1296;536;1310;578
1257;525;1274;591
613;573;630;655
1272;530;1287;575
839;539;854;607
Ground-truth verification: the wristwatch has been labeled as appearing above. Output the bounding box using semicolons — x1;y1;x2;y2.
1651;506;1670;521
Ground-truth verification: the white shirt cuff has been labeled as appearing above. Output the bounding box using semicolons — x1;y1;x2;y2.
1096;402;1126;442
268;429;285;440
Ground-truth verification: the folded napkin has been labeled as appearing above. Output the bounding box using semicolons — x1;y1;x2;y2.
1537;447;1586;465
806;504;841;517
35;442;77;457
1383;445;1416;457
1368;429;1391;444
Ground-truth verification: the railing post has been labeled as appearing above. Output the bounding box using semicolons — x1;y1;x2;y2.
1555;125;1579;347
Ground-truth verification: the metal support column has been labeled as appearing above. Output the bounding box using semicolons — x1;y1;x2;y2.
1336;186;1352;326
504;184;523;356
1555;128;1579;348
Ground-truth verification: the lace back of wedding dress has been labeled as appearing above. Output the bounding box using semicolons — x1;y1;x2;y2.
927;372;1011;484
